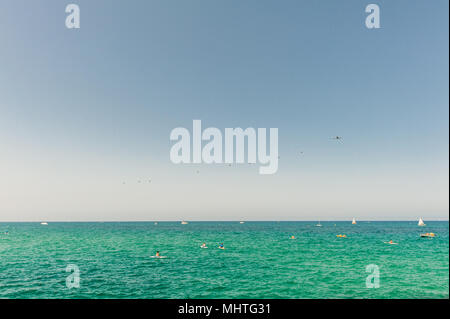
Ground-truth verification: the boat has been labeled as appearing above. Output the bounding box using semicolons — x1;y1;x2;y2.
336;234;347;238
40;222;48;225
239;221;245;224
420;232;435;238
181;221;188;225
316;221;322;227
418;218;426;226
352;218;357;225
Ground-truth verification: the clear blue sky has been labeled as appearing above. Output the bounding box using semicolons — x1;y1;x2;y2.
0;0;448;221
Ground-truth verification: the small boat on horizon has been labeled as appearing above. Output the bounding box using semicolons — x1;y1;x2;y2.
40;222;48;225
181;221;188;225
420;232;435;238
316;221;322;227
352;218;357;225
239;221;245;224
418;218;426;226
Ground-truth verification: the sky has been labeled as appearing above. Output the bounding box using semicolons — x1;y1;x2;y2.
0;0;448;221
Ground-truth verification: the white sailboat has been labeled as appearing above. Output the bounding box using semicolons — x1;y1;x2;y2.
40;222;48;225
316;221;322;227
239;221;245;224
418;218;426;226
352;218;357;225
181;221;188;225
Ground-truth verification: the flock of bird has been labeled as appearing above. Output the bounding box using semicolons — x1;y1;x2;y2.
121;136;343;184
122;180;151;185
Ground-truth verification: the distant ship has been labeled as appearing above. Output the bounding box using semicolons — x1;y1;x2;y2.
352;218;357;225
239;221;245;224
316;221;322;227
181;221;188;225
40;222;48;225
418;218;426;226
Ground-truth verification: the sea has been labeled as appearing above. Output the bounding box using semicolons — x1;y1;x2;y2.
0;221;448;299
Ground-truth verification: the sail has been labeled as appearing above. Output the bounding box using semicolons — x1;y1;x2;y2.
352;218;356;224
418;218;426;226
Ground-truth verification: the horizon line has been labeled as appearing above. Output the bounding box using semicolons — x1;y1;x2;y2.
1;220;448;223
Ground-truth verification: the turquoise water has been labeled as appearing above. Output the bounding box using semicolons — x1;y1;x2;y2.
0;221;448;299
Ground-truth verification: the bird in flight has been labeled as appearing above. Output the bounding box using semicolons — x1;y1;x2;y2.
330;136;343;141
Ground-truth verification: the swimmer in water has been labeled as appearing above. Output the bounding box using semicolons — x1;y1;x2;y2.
156;251;160;257
290;235;296;239
218;243;225;249
201;243;207;248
